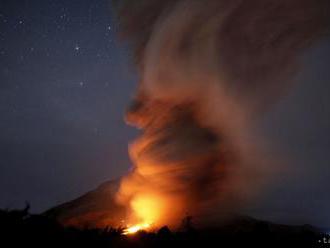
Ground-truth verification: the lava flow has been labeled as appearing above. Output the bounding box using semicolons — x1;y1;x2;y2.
123;222;151;235
121;193;171;234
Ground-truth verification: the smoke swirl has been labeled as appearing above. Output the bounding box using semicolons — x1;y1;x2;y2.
114;0;329;228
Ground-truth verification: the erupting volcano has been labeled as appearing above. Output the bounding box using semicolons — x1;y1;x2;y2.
116;100;232;230
112;0;329;231
47;0;329;231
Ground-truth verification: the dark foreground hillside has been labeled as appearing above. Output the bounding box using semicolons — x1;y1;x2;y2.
0;206;327;248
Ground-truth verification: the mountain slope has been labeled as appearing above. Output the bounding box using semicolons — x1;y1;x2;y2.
45;178;323;245
45;179;127;228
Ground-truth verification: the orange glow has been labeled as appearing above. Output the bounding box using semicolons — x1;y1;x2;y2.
122;194;166;235
116;169;187;230
123;222;151;235
130;194;166;224
121;194;168;234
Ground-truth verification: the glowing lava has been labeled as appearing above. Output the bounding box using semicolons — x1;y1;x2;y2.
131;194;166;223
123;222;151;235
122;194;164;235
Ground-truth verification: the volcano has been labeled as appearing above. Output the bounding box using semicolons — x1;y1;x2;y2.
45;179;127;228
45;179;323;241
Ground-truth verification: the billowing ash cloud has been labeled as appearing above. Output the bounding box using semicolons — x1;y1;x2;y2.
113;0;329;227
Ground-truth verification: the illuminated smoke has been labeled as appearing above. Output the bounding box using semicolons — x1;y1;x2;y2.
113;0;329;228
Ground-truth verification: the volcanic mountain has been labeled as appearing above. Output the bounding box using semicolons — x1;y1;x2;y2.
45;179;324;242
45;179;127;228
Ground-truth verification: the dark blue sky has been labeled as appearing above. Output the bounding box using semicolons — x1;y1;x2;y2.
0;0;137;212
0;0;329;227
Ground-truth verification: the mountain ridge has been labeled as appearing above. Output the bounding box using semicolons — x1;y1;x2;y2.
44;178;324;239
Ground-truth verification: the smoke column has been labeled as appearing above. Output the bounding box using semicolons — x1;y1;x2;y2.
113;0;329;228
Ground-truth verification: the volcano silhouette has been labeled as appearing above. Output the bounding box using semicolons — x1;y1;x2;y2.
45;179;323;242
45;179;127;228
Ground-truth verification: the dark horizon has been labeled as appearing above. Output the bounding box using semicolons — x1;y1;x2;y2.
1;0;330;228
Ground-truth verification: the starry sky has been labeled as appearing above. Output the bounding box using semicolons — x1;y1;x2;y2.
0;0;330;227
0;0;138;212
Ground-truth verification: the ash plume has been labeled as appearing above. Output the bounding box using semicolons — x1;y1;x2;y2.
113;0;329;227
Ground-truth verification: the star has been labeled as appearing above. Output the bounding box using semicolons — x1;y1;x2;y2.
74;44;80;51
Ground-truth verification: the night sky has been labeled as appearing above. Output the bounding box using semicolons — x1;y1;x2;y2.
0;0;330;227
0;0;137;212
